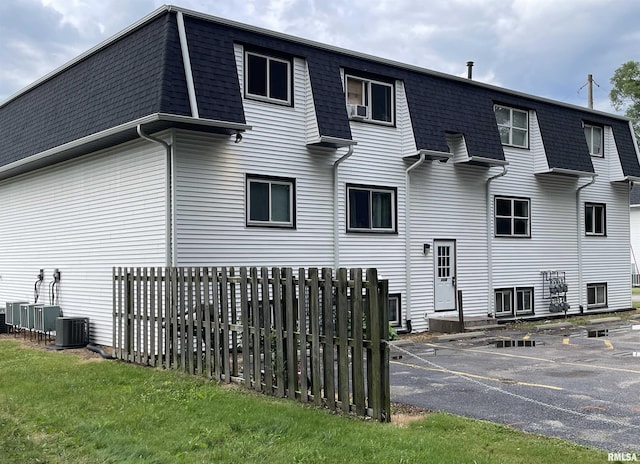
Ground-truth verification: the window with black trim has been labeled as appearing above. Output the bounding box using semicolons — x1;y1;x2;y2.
495;289;513;316
388;294;401;327
245;51;291;104
494;105;529;148
584;124;603;157
585;203;606;236
246;175;295;227
345;75;394;124
347;185;396;232
515;287;534;314
587;283;607;308
495;197;530;237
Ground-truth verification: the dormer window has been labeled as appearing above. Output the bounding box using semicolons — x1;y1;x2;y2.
245;51;291;105
584;124;603;157
345;75;394;124
494;105;529;148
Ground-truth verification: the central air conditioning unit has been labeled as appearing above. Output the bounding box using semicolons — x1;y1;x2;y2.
55;317;89;348
34;305;61;333
348;104;368;119
5;302;28;327
20;304;37;330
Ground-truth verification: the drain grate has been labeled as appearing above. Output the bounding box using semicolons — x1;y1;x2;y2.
496;339;536;348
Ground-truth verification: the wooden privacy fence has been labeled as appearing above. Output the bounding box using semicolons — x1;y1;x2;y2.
112;267;391;421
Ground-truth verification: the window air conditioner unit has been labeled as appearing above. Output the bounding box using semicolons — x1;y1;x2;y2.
5;302;28;327
348;104;368;119
56;317;89;348
34;305;61;333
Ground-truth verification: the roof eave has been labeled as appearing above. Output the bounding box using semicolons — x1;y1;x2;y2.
0;113;251;181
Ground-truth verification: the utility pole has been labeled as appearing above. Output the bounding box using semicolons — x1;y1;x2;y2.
579;74;599;109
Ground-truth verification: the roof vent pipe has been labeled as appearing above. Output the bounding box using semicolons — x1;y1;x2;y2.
466;61;474;79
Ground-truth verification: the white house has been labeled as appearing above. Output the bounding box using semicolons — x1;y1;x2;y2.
1;5;639;346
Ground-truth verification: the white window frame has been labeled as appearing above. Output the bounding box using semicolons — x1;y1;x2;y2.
584;124;603;157
585;203;606;236
515;287;534;314
244;51;291;105
345;75;394;125
495;196;531;238
495;289;513;316
346;185;396;233
494;105;529;148
246;175;295;227
587;283;607;308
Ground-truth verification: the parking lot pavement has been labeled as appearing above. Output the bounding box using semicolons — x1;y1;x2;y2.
390;317;640;452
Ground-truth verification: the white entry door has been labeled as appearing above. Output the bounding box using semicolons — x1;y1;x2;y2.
434;240;456;311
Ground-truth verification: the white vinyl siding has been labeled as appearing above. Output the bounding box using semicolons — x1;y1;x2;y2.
0;140;167;345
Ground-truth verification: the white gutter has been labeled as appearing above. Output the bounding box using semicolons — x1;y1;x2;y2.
576;174;597;309
176;11;200;119
137;125;175;267
405;153;427;329
486;165;508;317
333;145;355;268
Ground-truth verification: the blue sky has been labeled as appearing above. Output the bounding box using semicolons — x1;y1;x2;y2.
1;0;639;114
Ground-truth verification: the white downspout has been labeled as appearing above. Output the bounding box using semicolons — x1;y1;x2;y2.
333;145;355;269
137;125;174;266
486;165;508;317
404;153;427;330
176;11;200;119
577;174;597;310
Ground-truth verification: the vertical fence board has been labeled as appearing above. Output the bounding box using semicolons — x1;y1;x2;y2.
297;267;308;403
221;268;231;383
171;268;179;369
309;268;322;405
240;267;251;388
203;268;212;378
379;278;391;422
272;268;285;398
351;268;365;416
284;268;297;400
195;268;203;376
261;267;273;395
367;269;382;421
250;268;261;392
322;267;336;411
229;268;238;378
211;267;221;381
142;268;149;366
336;268;349;413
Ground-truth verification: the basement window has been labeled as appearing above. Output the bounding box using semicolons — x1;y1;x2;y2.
494;288;513;316
587;283;607;308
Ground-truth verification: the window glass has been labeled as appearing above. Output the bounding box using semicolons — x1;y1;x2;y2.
371;83;392;122
496;198;511;216
514;200;528;217
592;127;602;155
347;78;364;105
494;106;510;125
372;191;392;228
512;128;527;147
269;60;289;101
512;110;527;128
349;189;370;229
271;183;291;222
247;54;267;97
249;181;269;221
594;206;604;234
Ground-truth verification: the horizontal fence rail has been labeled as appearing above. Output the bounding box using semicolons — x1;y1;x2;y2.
113;266;390;421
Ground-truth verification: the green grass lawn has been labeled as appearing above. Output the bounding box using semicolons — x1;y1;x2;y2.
0;338;607;464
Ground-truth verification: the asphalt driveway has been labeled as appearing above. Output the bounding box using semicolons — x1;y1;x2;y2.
390;316;640;452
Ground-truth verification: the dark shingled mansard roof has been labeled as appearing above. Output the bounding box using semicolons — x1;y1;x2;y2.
1;5;639;180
